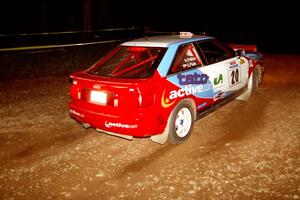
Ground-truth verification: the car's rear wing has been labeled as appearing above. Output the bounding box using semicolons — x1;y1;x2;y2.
229;44;264;62
229;44;257;52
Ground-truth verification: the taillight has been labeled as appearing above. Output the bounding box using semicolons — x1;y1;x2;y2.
72;79;78;85
70;84;81;100
113;94;119;106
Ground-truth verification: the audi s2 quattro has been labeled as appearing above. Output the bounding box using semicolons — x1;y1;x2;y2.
68;32;264;144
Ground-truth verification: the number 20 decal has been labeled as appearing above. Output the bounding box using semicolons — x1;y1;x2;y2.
229;68;241;87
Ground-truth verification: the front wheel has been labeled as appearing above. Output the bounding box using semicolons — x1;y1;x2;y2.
167;101;195;144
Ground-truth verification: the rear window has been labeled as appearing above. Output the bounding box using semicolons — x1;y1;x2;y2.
88;46;166;78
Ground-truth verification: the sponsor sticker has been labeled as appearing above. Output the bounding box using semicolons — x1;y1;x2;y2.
214;91;225;100
228;60;239;69
177;73;209;85
105;121;138;129
161;70;214;108
168;84;211;100
213;74;223;86
240;58;245;64
69;109;84;118
161;90;176;108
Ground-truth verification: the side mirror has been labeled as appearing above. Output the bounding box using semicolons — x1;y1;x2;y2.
235;49;245;57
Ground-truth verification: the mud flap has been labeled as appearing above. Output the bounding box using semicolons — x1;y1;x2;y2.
150;111;172;144
236;72;253;101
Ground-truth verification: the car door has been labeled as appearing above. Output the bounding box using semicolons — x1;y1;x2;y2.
196;40;248;101
165;43;213;104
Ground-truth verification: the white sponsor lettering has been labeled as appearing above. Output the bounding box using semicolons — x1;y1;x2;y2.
69;109;84;118
105;121;138;129
169;85;210;100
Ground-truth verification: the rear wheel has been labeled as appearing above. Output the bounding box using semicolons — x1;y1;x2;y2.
167;100;195;144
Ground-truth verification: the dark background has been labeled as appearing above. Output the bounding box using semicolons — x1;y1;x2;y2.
0;0;299;53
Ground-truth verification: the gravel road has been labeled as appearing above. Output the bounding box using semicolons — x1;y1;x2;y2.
0;54;299;200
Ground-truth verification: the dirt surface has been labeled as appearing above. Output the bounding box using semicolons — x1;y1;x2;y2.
0;54;299;199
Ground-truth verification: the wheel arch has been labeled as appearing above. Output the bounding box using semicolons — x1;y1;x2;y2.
150;97;197;144
177;98;197;121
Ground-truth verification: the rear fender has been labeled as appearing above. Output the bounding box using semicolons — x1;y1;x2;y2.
151;98;196;144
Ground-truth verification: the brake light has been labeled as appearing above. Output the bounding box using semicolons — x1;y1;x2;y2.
129;47;147;52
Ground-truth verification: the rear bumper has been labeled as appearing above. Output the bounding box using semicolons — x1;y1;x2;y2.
68;102;167;137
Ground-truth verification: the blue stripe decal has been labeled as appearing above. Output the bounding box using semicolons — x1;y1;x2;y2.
157;45;177;76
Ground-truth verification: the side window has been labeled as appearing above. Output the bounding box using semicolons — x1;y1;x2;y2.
170;44;203;74
197;41;235;64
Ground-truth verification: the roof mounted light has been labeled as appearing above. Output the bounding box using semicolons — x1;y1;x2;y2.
179;32;194;38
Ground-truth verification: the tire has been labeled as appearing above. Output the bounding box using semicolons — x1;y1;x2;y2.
167;100;195;144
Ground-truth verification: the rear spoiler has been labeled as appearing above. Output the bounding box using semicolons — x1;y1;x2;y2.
229;44;257;52
229;44;264;62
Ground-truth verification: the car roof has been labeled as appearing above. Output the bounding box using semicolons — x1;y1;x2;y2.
121;35;214;47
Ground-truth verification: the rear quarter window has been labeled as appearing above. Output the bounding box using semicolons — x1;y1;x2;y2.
169;43;203;74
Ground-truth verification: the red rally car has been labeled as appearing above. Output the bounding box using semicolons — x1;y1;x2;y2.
68;32;264;144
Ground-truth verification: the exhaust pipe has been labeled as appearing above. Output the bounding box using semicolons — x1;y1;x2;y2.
82;123;91;129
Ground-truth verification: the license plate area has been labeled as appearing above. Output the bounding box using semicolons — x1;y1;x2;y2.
89;90;107;105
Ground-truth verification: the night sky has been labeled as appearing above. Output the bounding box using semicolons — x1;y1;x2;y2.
1;0;299;52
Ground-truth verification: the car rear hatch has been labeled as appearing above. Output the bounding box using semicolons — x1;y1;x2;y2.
69;71;152;114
